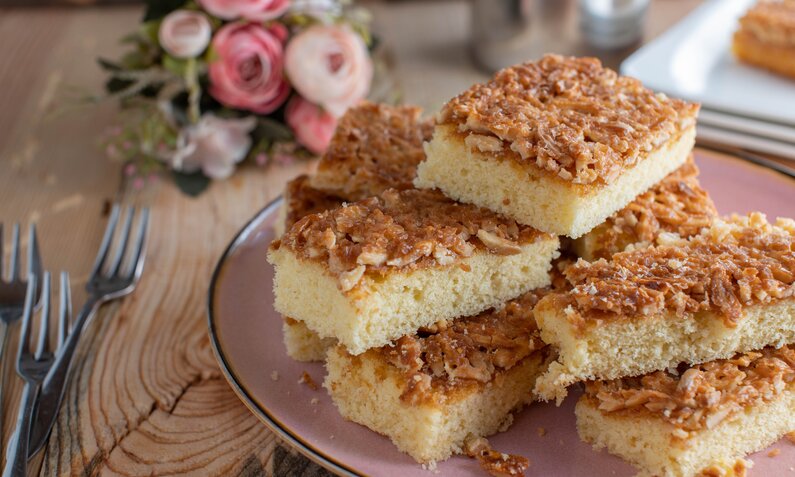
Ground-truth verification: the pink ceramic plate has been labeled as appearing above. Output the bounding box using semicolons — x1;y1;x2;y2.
208;152;795;476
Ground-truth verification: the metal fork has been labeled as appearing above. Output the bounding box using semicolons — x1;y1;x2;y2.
27;204;150;458
0;224;42;453
3;272;69;477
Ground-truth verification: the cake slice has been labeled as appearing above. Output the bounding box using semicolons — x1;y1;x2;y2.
275;174;345;237
572;156;717;261
311;101;434;201
534;212;795;402
733;0;795;80
269;188;559;354
324;290;552;463
577;346;795;477
415;54;699;238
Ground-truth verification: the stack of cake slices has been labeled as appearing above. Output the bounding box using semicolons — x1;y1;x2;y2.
268;56;795;477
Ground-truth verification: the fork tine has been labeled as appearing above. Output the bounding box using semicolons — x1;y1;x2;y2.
89;204;120;280
35;272;51;360
9;223;21;282
57;271;71;348
107;206;135;278
28;223;42;284
124;207;150;280
17;274;38;363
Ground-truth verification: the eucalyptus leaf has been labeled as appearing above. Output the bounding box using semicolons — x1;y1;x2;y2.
172;170;210;197
142;0;186;22
255;117;293;142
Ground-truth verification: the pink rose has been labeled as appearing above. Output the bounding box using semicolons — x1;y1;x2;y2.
285;25;372;117
208;23;290;114
170;114;256;179
198;0;290;21
285;96;337;155
158;10;212;59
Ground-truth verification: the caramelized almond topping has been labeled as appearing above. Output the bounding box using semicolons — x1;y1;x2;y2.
737;0;795;47
380;289;551;405
313;102;434;201
583;158;717;260
585;346;795;434
440;54;699;185
274;188;548;292
558;213;795;327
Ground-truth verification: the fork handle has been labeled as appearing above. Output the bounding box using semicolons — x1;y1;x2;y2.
3;382;38;477
27;298;98;459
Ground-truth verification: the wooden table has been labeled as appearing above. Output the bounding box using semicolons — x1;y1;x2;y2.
0;1;730;475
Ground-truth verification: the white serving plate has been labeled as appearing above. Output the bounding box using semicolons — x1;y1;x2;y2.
622;0;795;127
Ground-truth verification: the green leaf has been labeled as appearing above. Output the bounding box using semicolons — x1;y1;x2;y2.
141;20;162;45
162;55;188;75
142;0;187;22
105;76;136;94
254;117;293;142
121;50;153;70
172;170;211;197
97;58;123;72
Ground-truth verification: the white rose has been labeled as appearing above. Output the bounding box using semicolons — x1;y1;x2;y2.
158;10;212;59
170;114;256;179
285;24;373;117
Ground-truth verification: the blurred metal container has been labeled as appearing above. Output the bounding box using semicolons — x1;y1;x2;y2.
580;0;650;50
470;0;649;72
470;0;534;72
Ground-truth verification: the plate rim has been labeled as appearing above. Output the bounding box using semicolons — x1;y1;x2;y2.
206;196;362;477
206;154;795;477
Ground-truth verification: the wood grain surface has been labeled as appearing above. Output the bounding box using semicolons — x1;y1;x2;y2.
0;1;721;475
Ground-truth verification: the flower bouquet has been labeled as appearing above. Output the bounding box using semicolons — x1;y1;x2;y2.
100;0;376;195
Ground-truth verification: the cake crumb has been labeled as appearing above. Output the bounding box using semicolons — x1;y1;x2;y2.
299;371;319;390
768;448;781;458
786;431;795;444
537;427;547;437
463;434;529;476
310;397;319;405
270;371;279;381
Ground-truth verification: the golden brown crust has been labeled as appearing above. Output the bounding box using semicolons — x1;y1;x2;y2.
283;175;345;232
552;213;795;327
584;346;795;437
580;156;717;260
379;289;551;405
272;188;550;292
737;0;795;47
312;101;434;201
439;54;699;185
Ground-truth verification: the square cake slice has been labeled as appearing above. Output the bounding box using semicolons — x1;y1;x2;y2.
415;54;699;238
534;212;795;402
324;290;552;463
733;0;795;79
572;156;717;261
311;101;434;201
268;188;559;354
577;346;795;477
